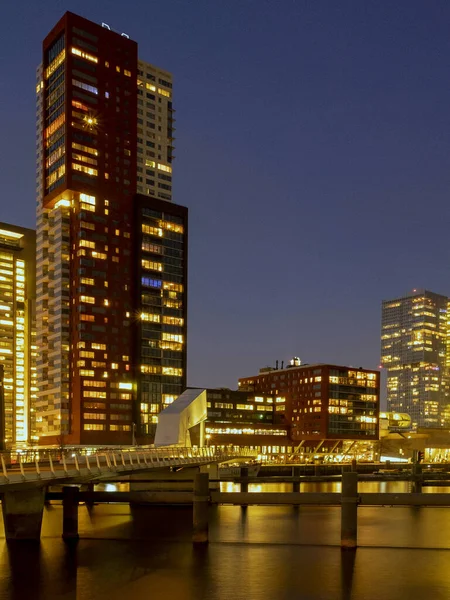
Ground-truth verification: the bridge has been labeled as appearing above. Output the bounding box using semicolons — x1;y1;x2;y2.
0;446;255;541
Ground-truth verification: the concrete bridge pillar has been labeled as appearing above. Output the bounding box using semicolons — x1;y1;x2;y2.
2;488;46;541
200;462;219;490
62;486;79;541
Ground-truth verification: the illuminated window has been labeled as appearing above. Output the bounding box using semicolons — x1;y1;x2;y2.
72;79;98;95
80;295;95;304
81;277;94;285
80;203;95;212
157;163;172;173
83;380;106;388
71;47;98;63
140;365;161;374
72;153;97;166
163;282;183;293
80;315;95;322
84;391;107;398
80;370;95;377
119;382;133;390
142;241;162;254
72;142;98;156
92;343;106;350
161;333;183;343
124;69;131;77
159;220;183;234
141;259;163;272
83;423;106;431
79;240;95;249
72;163;98;177
141;277;162;289
140;313;160;323
142;224;163;237
162;367;183;377
45;49;66;79
157;88;171;98
162;316;184;326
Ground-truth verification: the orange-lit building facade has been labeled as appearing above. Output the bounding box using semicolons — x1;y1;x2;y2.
239;363;380;442
36;12;183;445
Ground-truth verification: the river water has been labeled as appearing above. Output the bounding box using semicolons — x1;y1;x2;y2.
1;481;450;599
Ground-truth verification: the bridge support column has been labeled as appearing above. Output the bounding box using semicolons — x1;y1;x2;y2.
292;466;301;493
240;467;249;493
193;472;209;544
341;472;358;550
85;482;94;508
412;464;423;494
62;486;79;542
2;488;45;541
201;462;219;490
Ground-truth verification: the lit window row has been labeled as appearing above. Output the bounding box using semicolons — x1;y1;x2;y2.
140;313;160;323
45;49;66;79
140;365;183;376
71;46;98;63
72;79;98;96
72;142;98;156
141;259;163;272
72;152;97;166
72;163;98;177
142;224;163;237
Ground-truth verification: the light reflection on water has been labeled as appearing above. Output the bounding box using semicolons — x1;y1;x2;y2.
220;480;450;494
0;482;450;599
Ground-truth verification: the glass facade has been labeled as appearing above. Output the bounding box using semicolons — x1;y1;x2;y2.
136;197;187;441
0;225;36;446
381;289;449;429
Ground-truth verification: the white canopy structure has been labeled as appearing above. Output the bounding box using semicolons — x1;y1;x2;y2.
154;388;207;447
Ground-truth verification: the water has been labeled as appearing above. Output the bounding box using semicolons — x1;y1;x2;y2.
1;482;450;599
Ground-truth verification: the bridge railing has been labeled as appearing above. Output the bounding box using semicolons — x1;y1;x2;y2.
1;445;257;467
0;446;258;486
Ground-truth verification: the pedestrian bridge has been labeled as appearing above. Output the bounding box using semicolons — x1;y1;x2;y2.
0;446;256;491
0;446;257;542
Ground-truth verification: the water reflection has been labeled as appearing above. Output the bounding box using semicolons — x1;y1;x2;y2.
1;483;450;598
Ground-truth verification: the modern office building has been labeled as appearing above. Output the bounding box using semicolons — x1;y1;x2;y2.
381;289;449;429
238;359;380;443
35;12;181;445
135;195;187;444
0;224;36;446
203;388;291;450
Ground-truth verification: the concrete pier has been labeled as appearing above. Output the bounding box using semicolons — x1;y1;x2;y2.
240;467;249;493
193;473;209;543
2;488;46;541
412;463;423;494
292;467;301;493
62;486;79;541
341;472;358;550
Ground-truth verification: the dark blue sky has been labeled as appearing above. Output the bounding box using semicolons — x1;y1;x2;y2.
1;1;450;390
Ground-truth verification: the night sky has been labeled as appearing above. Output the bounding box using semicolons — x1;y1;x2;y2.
1;1;450;393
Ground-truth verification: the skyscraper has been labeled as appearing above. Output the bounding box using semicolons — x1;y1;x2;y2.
36;12;183;445
381;289;449;429
0;224;36;446
135;195;187;443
